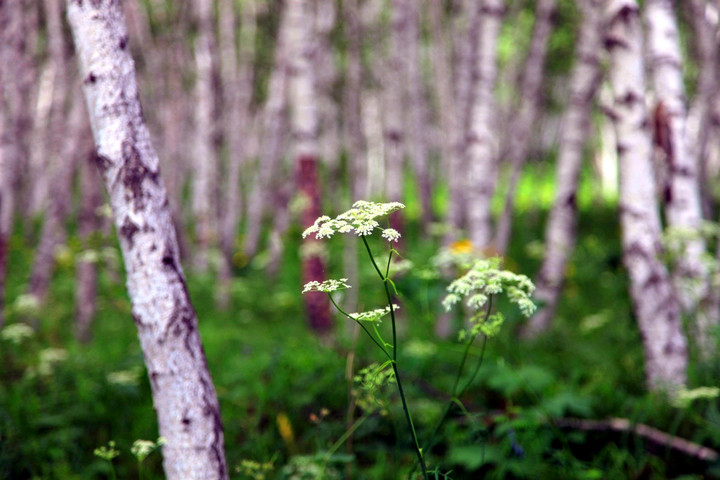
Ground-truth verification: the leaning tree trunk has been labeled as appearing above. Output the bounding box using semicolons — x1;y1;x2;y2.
286;0;332;333
605;0;687;391
523;0;604;337
66;2;228;478
645;0;714;358
466;0;504;250
494;0;556;255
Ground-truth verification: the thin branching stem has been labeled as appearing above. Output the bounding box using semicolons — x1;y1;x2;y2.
361;235;429;479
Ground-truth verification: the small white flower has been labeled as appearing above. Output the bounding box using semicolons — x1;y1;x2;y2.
381;228;401;242
349;304;400;323
302;278;351;294
302;201;406;240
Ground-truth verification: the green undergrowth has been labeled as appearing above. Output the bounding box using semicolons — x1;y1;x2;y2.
1;203;719;479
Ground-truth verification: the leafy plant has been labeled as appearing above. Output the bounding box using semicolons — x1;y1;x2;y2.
302;201;536;479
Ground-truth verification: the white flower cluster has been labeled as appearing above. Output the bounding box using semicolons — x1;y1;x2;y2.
443;258;536;318
302;278;351;294
349;304;400;323
302;201;405;241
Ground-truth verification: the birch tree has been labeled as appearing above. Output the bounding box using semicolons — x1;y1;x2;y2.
192;0;219;272
524;0;604;337
67;1;228;477
645;0;714;356
287;0;332;333
466;0;504;249
495;0;556;255
604;0;687;390
244;7;290;259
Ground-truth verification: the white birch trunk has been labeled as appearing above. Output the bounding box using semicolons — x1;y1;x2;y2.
495;0;556;254
384;0;408;208
67;2;228;477
645;0;714;356
405;0;433;226
192;0;218;272
466;0;504;249
287;0;332;332
444;0;481;244
244;7;290;259
523;0;604;337
605;0;687;391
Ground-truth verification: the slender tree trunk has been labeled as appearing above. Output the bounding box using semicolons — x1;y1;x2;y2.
466;0;504;249
244;7;290;259
192;0;219;272
67;2;228;477
645;0;714;357
605;0;687;391
0;0;34;324
685;0;719;219
75;143;102;342
217;0;256;307
495;0;556;255
405;0;433;227
287;0;332;333
523;0;604;337
384;0;409;239
343;0;368;202
27;93;85;310
444;0;482;245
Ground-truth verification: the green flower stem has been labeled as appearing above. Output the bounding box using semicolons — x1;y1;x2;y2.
360;236;429;480
328;295;391;361
422;299;492;460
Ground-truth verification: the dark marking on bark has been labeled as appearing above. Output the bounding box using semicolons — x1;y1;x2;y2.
119;35;128;50
619;90;641;107
93;152;112;173
150;243;157;252
603;35;627;50
119;141;158;209
149;371;159;390
664;184;673;204
84;72;97;84
120;216;140;248
198;374;228;478
564;192;577;209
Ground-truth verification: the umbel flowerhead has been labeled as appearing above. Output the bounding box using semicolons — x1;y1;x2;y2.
302;200;405;241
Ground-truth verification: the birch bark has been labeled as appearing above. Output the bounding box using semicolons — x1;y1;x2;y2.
405;0;433;226
75;138;102;342
67;2;228;477
645;0;714;356
605;0;687;390
444;0;481;244
244;7;290;259
466;0;504;249
495;0;556;255
192;0;219;272
384;0;408;238
524;0;604;337
287;0;332;333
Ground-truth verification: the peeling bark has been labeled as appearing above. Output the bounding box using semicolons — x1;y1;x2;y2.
604;0;687;391
67;1;228;477
645;0;714;357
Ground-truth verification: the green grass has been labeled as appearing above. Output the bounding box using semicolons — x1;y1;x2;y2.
1;196;719;479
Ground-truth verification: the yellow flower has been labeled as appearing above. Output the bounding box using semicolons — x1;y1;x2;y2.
276;412;295;448
449;239;474;255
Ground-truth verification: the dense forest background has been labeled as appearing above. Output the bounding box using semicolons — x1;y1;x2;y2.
2;0;720;478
